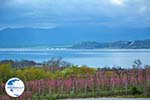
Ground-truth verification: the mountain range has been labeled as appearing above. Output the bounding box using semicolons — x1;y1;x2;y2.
71;40;150;49
0;27;149;48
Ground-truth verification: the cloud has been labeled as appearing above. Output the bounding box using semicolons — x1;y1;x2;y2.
139;5;149;14
0;22;58;30
0;0;149;29
111;0;124;6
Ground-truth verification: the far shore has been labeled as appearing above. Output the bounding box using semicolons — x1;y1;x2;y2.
1;48;150;52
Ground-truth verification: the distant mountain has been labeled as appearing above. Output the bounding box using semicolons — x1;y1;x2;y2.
71;40;150;49
0;26;150;48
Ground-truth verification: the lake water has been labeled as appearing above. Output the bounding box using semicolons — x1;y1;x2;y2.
0;49;150;68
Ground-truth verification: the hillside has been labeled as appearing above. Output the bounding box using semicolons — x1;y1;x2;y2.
71;39;150;49
0;27;149;48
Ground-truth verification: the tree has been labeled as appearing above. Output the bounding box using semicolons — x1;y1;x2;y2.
114;66;123;86
43;57;71;72
0;63;14;83
21;67;52;81
143;65;150;84
132;59;142;84
133;59;142;69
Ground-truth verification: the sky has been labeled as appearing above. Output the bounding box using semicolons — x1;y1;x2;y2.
0;0;150;46
0;0;149;29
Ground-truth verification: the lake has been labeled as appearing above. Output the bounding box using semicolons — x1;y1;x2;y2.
0;48;150;68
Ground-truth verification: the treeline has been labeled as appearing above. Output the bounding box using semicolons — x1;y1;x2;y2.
0;59;150;83
0;63;96;83
0;57;71;69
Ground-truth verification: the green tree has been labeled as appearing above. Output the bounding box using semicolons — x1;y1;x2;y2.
0;63;14;83
22;67;52;81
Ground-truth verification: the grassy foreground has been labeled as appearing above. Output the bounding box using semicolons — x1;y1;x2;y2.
0;59;150;100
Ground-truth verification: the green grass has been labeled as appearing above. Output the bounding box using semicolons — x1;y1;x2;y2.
32;87;148;100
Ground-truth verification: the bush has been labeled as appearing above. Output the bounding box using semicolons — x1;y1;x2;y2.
131;86;142;95
0;63;14;83
144;83;150;97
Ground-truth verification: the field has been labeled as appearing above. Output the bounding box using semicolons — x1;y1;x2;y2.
0;59;150;100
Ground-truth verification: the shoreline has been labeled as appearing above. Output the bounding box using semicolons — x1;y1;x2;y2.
1;48;150;52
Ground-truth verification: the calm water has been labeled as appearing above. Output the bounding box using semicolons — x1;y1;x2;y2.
0;49;150;68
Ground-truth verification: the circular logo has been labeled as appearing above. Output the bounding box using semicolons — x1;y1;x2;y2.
5;78;25;97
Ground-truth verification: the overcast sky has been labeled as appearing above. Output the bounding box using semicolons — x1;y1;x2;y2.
0;0;150;29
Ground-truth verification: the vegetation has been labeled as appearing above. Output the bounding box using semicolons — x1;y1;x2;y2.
0;59;150;100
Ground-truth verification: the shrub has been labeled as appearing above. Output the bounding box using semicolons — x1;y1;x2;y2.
131;86;142;95
144;83;150;97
